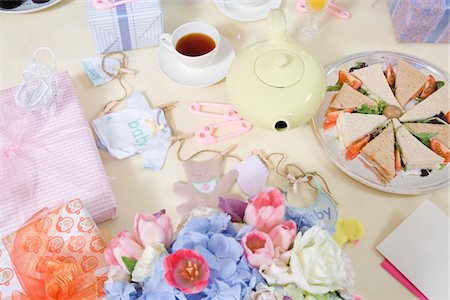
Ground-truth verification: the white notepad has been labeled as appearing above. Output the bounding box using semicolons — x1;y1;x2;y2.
377;200;450;299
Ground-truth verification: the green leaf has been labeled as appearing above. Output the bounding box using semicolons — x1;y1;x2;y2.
122;256;137;273
355;101;388;115
355;62;365;68
326;80;343;92
436;81;445;90
439;163;446;170
357;88;369;96
409;131;438;147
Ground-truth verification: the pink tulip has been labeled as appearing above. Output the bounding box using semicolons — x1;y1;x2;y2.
105;230;144;273
134;212;173;249
244;189;286;232
163;249;209;294
268;220;297;251
241;230;275;268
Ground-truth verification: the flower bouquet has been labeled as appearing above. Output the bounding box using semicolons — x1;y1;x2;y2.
104;189;355;299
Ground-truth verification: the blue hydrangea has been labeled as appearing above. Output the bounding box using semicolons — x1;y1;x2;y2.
105;281;142;300
171;213;264;299
140;256;186;300
203;279;242;300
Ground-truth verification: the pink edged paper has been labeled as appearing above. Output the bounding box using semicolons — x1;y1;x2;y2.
381;259;427;300
377;200;450;299
0;72;116;238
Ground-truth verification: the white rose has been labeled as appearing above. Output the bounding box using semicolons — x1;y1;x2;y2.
131;243;167;283
289;226;347;295
260;257;294;286
249;283;284;300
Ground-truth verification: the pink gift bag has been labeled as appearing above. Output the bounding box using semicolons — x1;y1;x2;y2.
0;72;116;238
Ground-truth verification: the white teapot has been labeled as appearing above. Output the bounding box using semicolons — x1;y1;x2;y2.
226;9;326;132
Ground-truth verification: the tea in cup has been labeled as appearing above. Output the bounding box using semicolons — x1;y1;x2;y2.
160;22;220;68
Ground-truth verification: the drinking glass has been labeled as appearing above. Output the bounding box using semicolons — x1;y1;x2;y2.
297;0;328;40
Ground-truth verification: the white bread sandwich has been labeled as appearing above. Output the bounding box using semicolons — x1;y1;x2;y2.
395;59;427;107
405;123;450;148
360;121;395;183
336;112;388;149
393;119;444;170
399;85;449;122
351;63;401;108
330;83;377;110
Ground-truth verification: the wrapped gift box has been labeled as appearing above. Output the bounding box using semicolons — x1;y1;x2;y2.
0;200;109;298
389;0;449;43
0;72;116;238
86;0;163;53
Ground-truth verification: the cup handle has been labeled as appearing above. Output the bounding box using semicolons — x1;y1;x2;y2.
160;34;175;52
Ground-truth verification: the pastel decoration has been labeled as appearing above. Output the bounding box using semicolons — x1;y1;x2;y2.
81;57;120;87
286;177;338;234
233;155;270;196
0;200;110;299
0;72;116;239
173;158;241;214
92;92;172;170
86;0;163;53
333;219;365;247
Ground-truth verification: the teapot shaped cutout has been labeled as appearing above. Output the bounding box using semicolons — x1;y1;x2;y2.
226;9;326;132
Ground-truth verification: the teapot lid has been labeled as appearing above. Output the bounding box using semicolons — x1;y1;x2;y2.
255;49;304;88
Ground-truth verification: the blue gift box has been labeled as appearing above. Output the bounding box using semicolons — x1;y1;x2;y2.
87;0;163;53
389;0;449;43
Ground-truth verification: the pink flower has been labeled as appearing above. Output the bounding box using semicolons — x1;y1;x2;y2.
134;212;173;249
268;220;297;251
241;230;275;268
105;230;144;273
163;249;209;294
244;189;286;232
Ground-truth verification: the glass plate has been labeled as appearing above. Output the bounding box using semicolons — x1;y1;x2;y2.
312;51;449;195
0;0;62;14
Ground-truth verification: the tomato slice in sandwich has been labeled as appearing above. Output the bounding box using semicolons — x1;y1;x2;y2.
430;139;450;163
419;75;437;99
386;63;395;87
345;135;371;161
395;149;402;171
445;111;450;123
338;70;362;90
323;108;353;130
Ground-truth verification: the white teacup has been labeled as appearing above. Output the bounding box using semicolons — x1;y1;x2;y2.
160;22;221;68
234;0;268;8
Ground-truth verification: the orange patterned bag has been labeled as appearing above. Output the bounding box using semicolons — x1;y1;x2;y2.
0;199;109;299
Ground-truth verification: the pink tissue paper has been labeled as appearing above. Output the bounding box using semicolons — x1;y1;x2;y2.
0;72;116;238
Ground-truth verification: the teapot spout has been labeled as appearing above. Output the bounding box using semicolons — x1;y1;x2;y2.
268;8;288;44
274;120;289;132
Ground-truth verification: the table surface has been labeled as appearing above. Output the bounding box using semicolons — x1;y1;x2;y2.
1;1;449;299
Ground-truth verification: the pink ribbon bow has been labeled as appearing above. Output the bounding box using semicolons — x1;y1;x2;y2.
287;173;309;194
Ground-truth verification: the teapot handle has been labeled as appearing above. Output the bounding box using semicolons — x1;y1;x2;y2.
267;8;287;43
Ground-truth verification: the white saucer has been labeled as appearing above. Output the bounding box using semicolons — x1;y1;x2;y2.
0;0;62;14
157;36;235;88
215;0;282;21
